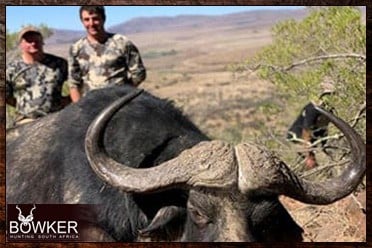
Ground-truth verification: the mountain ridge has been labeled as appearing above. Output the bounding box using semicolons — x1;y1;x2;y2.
45;9;308;45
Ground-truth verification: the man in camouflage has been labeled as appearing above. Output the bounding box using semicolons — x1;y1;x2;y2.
287;81;336;169
6;27;68;127
68;6;146;102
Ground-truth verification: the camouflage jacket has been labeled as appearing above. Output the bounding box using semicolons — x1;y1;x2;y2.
6;53;68;118
68;33;146;95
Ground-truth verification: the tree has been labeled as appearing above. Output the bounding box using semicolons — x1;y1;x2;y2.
6;28;17;52
237;7;366;179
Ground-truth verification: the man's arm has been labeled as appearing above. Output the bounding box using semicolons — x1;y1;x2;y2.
126;41;146;86
6;97;16;107
6;65;16;107
68;44;83;102
59;58;72;107
302;103;320;169
302;127;317;169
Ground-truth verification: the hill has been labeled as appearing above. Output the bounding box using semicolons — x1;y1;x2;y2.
43;9;307;59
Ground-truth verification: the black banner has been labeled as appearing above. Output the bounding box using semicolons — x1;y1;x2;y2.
6;204;103;242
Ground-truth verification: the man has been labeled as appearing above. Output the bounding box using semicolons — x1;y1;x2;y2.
287;102;331;169
287;82;335;169
68;6;146;102
6;26;68;127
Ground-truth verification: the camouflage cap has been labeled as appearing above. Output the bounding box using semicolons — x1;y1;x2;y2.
18;26;43;42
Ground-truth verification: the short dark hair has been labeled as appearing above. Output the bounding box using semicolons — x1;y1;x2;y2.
79;6;106;22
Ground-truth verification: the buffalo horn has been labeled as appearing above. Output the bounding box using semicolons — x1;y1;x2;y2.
236;105;365;204
85;89;237;193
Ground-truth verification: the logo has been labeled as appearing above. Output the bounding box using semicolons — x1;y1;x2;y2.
7;204;98;242
16;204;35;226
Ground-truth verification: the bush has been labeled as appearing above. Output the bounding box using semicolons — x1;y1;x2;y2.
237;7;366;179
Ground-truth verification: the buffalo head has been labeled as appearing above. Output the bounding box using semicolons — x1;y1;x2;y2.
85;89;365;241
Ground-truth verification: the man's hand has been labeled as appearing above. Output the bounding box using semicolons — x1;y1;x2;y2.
69;87;81;103
305;154;318;169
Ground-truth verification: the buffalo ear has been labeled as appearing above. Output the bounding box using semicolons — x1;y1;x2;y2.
137;206;186;241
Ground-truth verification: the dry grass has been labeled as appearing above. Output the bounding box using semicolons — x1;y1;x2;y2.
280;191;366;242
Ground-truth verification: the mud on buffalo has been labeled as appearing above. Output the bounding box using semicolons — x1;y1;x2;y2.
6;85;365;242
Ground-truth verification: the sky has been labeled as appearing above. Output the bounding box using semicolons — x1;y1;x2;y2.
6;6;304;33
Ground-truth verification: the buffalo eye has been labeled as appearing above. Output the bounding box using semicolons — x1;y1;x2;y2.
188;206;210;228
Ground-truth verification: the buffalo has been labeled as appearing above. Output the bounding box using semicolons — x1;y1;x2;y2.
6;85;365;241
